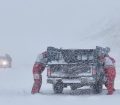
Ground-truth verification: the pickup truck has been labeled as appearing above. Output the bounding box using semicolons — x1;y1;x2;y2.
47;46;108;94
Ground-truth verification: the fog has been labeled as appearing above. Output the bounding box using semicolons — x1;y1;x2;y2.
0;0;120;66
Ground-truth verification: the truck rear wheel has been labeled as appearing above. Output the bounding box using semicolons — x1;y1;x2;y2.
92;80;103;94
53;81;63;94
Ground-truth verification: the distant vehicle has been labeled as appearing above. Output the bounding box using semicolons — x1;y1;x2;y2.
46;46;108;94
0;53;12;68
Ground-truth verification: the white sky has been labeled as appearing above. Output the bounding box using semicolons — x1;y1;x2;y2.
0;0;120;65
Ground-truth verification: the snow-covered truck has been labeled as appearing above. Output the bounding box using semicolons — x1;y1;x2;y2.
47;46;108;94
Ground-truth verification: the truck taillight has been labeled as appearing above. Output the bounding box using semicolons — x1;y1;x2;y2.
92;66;96;75
47;67;51;76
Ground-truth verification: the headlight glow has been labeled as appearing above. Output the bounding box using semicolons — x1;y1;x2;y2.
2;60;8;65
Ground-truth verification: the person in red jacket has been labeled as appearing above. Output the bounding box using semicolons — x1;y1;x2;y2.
103;54;116;95
31;51;47;94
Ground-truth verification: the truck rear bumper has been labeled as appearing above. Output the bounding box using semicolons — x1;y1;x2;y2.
47;77;95;85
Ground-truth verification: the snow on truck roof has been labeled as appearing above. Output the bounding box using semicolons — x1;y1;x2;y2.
47;47;97;64
47;46;110;64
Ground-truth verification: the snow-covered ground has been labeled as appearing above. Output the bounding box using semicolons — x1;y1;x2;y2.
0;64;120;105
0;0;120;105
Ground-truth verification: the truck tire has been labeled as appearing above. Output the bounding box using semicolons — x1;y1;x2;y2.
53;81;63;94
92;80;103;94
